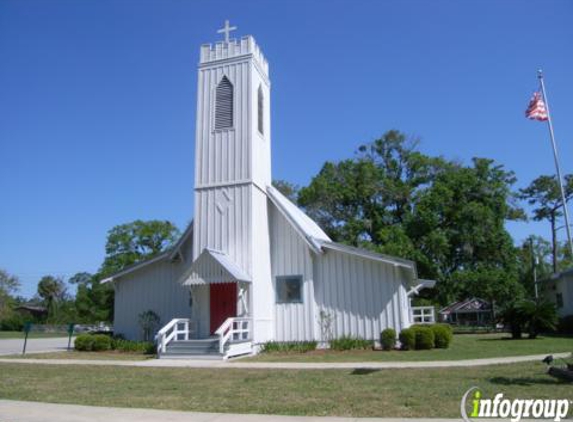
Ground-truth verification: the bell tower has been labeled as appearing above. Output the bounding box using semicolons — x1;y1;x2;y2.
192;22;273;342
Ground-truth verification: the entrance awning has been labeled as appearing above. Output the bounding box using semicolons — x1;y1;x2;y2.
180;248;251;286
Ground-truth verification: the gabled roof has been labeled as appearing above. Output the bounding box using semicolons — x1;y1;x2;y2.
266;185;422;282
180;248;251;285
101;221;193;284
266;185;330;253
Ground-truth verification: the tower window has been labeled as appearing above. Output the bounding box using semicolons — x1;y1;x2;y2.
215;76;233;130
258;85;264;135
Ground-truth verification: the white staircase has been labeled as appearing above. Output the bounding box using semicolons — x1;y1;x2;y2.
156;317;253;359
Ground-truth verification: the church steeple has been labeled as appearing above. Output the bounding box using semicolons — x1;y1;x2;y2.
192;24;274;342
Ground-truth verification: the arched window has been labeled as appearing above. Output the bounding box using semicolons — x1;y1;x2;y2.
215;76;233;130
257;85;264;135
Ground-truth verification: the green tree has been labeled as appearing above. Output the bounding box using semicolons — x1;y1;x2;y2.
68;272;92;286
299;130;446;246
409;158;525;304
37;275;67;318
81;220;180;323
99;220;180;278
519;174;573;273
516;236;553;298
0;269;20;323
298;131;524;307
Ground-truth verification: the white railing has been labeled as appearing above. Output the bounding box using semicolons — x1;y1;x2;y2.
411;306;435;324
155;318;195;354
215;317;252;355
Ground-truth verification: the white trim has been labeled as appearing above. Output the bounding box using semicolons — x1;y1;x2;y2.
320;242;415;271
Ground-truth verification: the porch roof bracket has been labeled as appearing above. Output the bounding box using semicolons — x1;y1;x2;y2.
407;279;437;297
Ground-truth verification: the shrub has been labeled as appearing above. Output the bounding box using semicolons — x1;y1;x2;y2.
111;337;155;354
380;328;396;350
0;313;25;331
414;326;435;350
261;341;317;353
91;334;112;351
517;299;558;339
330;336;372;351
431;324;453;349
74;334;95;351
399;328;416;350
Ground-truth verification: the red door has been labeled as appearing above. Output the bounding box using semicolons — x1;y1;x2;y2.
210;283;237;334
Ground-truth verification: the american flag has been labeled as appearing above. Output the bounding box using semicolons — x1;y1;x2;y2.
525;91;548;121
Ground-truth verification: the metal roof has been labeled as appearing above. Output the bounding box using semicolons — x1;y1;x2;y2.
180;248;251;286
266;185;330;253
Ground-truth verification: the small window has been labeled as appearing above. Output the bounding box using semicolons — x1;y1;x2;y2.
257;85;264;135
215;76;233;130
556;293;564;308
276;275;302;303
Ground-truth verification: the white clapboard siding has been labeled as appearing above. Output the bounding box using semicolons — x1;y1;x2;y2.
314;249;410;341
269;202;315;342
114;260;191;341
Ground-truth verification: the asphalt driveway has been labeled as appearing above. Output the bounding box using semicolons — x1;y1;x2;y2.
0;337;71;356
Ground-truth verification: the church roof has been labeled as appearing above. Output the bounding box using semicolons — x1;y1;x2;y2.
319;241;417;273
266;185;330;253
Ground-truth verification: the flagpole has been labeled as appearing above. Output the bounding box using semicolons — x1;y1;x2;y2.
537;69;573;260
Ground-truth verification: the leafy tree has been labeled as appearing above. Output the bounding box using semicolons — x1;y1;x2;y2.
74;273;113;323
37;275;67;317
77;220;180;323
68;272;92;286
519;174;573;273
409;158;525;304
0;269;20;323
99;220;180;278
0;269;20;296
298;131;524;307
299;130;447;246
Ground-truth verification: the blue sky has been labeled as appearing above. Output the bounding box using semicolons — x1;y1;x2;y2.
1;0;572;298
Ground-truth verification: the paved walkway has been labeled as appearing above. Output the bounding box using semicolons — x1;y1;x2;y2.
0;352;568;369
0;337;71;356
0;400;488;422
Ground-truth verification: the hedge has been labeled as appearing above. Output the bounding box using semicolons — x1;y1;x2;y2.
380;328;396;350
330;336;373;351
414;326;435;350
399;328;416;350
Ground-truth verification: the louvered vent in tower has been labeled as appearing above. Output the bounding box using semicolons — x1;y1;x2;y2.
215;76;233;130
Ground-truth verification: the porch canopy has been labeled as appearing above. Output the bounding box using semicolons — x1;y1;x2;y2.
180;248;251;286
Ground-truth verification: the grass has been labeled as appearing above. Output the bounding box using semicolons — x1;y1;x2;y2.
248;333;573;362
0;361;570;417
0;331;70;339
2;351;153;361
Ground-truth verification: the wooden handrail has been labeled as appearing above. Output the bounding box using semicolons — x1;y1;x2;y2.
215;317;252;355
155;318;195;355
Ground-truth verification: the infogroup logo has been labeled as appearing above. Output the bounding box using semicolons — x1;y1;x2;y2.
461;387;571;422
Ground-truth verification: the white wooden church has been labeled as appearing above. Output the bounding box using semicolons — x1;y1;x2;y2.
103;22;434;358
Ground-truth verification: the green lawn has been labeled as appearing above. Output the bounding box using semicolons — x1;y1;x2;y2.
2;351;153;361
0;331;70;339
247;334;573;362
0;361;570;417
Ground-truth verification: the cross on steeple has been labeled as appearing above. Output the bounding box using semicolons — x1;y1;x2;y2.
217;20;237;43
